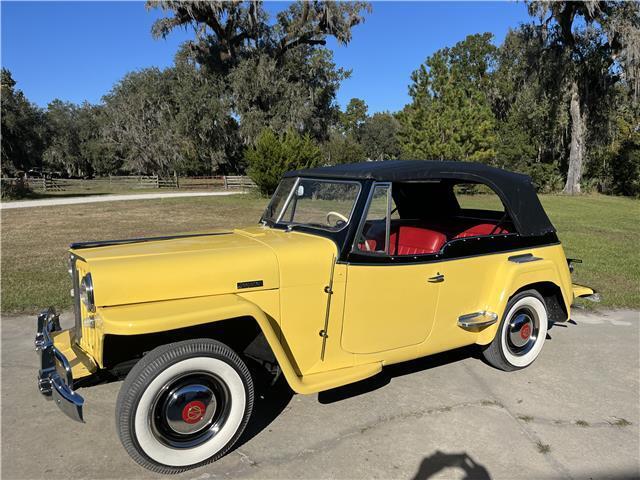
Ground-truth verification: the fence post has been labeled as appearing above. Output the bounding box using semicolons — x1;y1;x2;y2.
155;175;159;189
174;171;179;189
42;177;47;192
223;176;228;190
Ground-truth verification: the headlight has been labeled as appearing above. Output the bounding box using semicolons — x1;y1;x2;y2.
79;273;96;313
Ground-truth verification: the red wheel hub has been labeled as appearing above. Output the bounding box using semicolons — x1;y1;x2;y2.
182;400;206;424
520;323;531;340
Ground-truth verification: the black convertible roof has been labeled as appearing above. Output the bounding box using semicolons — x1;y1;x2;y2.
285;160;555;237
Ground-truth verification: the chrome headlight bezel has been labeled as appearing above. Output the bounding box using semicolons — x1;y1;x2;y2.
79;273;96;313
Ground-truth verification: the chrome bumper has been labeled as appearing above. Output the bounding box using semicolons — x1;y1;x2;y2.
35;308;85;422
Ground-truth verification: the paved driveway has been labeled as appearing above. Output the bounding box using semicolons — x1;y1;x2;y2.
2;309;638;479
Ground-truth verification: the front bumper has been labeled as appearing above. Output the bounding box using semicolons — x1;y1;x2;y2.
35;308;85;422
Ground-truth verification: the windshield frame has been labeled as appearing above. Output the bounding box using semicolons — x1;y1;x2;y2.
262;176;362;233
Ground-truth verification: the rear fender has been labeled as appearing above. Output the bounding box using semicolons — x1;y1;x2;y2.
476;253;571;345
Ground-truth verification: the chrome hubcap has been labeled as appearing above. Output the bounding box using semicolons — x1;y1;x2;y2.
150;372;231;449
506;308;538;356
165;384;217;435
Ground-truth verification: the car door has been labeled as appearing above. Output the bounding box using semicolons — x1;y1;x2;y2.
341;183;443;354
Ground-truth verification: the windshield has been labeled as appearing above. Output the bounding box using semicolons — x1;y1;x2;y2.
262;177;361;231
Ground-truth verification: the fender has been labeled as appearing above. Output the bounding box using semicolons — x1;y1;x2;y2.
475;245;572;345
96;294;381;394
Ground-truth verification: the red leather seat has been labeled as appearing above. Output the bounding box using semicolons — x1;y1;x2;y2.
453;223;509;239
390;226;447;255
358;239;378;251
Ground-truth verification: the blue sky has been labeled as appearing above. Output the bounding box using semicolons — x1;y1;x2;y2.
1;1;532;113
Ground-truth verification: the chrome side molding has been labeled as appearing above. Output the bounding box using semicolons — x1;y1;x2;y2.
458;311;499;329
508;253;542;263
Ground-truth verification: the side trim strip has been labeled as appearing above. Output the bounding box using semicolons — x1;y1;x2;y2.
69;232;231;250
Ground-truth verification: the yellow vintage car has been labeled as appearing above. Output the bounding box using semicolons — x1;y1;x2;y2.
36;160;597;473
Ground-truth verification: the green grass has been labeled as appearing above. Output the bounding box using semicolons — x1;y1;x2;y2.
1;193;638;313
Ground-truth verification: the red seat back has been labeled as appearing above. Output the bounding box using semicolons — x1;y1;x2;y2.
357;239;378;251
390;226;446;255
453;223;509;239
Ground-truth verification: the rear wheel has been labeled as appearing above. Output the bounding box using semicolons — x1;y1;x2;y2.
116;339;254;473
482;290;548;371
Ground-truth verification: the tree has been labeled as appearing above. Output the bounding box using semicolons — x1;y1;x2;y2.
340;98;368;135
1;68;45;175
42;100;96;177
489;26;567;191
322;129;365;165
228;45;347;144
527;1;640;194
169;61;242;174
76;103;122;176
100;68;184;175
149;1;370;72
99;65;240;176
359;112;401;160
246;128;322;194
148;1;371;144
398;33;498;163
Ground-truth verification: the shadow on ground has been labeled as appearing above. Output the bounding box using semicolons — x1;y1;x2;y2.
318;345;482;404
412;451;491;479
235;362;294;450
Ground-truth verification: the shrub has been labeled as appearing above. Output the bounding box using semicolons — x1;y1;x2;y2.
1;177;32;200
246;128;322;195
528;162;564;193
610;140;640;197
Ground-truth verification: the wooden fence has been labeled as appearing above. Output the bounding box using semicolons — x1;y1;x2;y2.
223;175;257;191
2;175;256;193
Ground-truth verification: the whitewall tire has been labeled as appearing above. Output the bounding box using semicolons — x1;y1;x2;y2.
482;290;548;371
116;339;254;474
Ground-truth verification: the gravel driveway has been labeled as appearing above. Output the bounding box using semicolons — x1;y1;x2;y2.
0;191;243;210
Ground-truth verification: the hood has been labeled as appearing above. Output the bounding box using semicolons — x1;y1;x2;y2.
72;229;279;307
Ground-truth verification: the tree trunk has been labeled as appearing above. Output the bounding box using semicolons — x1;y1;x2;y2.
563;82;585;195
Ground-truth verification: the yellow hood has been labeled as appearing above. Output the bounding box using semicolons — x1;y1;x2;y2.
72;229;280;307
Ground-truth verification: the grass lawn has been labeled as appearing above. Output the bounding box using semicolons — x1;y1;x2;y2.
1;193;638;313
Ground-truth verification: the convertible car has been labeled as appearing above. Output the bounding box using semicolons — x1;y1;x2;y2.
35;160;596;472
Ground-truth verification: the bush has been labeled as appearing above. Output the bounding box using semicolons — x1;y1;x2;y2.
610;140;640;197
246;128;322;195
528;162;564;193
1;177;32;200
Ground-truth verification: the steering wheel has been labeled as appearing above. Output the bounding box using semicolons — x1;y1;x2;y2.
326;211;348;226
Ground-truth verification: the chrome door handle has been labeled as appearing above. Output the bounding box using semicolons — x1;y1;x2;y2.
428;274;445;283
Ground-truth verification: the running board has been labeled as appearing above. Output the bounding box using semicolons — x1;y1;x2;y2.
458;311;499;329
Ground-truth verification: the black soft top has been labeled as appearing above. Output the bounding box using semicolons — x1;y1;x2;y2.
285;160;555;237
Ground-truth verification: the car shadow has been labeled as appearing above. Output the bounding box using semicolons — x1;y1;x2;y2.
412;451;491;479
318;345;481;404
234;363;294;450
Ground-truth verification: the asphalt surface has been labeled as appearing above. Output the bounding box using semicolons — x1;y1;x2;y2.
0;191;242;210
2;309;638;480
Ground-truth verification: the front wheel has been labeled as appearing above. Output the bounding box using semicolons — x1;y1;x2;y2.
116;339;254;473
482;290;548;371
